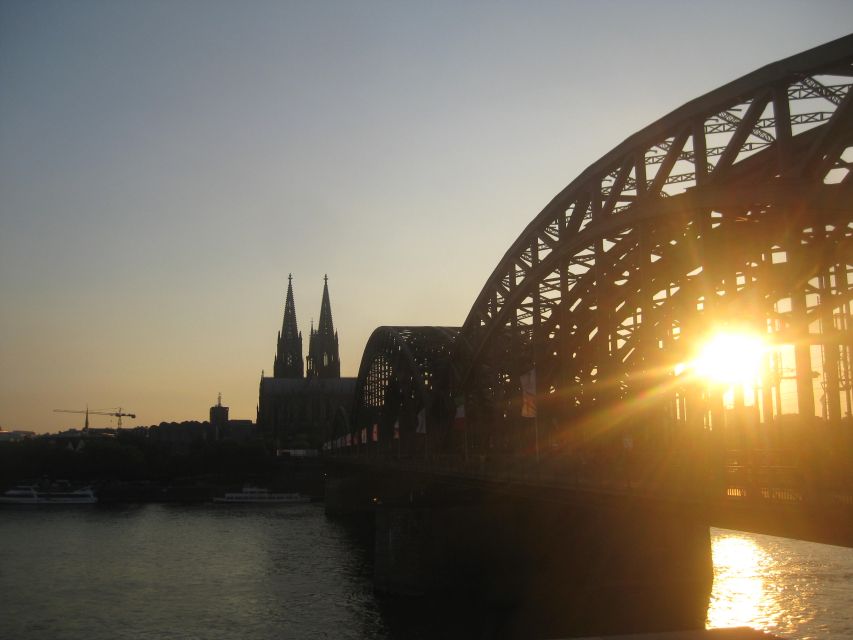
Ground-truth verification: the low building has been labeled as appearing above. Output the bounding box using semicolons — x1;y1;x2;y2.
220;419;256;444
148;421;210;450
0;428;35;442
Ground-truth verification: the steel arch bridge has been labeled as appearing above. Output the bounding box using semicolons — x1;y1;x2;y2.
340;326;459;456
335;36;853;501
454;35;853;459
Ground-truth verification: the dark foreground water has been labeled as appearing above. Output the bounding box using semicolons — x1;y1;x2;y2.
1;504;851;639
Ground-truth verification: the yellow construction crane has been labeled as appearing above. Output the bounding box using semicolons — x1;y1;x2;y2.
53;406;137;430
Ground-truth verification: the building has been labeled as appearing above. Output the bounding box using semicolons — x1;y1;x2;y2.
257;275;355;449
209;394;256;443
148;421;210;451
0;428;35;442
210;393;229;439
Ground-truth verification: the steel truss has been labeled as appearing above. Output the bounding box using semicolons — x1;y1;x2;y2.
334;327;459;454
452;35;853;458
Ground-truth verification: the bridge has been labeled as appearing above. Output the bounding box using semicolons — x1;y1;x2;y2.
323;35;853;636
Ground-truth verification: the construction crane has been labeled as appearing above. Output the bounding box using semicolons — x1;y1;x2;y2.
53;406;137;430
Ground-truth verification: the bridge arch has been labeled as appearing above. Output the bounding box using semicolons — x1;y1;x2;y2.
338;326;459;455
454;35;853;456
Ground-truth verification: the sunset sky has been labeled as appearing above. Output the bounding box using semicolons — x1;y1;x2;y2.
2;1;852;432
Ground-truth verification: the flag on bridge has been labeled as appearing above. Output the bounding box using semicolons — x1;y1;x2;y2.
416;408;427;434
520;368;537;418
372;423;379;442
453;395;466;430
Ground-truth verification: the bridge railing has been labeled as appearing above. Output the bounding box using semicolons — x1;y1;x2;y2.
721;451;853;508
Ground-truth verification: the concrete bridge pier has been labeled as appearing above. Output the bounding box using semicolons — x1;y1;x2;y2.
373;493;713;637
324;473;379;517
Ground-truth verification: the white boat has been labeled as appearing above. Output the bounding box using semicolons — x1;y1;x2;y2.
0;483;97;505
213;486;310;504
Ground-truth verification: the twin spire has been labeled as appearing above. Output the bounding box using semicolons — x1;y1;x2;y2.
273;275;340;379
273;274;303;378
307;275;340;378
317;274;334;337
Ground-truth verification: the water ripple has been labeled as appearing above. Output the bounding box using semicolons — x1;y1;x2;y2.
707;527;853;639
2;509;852;639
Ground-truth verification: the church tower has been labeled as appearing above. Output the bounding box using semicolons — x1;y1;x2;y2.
273;274;304;378
307;275;341;378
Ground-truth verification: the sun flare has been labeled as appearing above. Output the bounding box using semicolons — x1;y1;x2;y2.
693;331;766;386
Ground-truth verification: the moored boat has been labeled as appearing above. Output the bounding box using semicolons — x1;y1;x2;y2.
0;482;97;505
213;486;310;504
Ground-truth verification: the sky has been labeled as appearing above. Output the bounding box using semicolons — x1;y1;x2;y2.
2;1;852;432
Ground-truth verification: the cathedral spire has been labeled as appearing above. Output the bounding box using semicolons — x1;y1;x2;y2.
307;274;341;378
317;274;334;337
281;274;298;339
273;274;304;378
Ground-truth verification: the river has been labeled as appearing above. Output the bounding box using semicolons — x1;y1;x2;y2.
1;504;851;639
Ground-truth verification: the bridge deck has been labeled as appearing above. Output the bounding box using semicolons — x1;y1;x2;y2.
327;452;853;547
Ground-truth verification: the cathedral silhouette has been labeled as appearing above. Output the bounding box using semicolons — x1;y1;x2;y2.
257;276;355;450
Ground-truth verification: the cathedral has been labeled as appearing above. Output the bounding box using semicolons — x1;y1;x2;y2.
257;275;356;450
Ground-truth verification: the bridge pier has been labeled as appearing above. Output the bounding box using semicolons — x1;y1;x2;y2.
324;474;377;517
328;470;712;637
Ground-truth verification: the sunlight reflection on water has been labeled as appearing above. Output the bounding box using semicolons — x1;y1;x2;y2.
707;528;853;639
707;535;773;630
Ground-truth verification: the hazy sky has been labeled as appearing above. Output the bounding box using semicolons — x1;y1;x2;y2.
2;1;852;432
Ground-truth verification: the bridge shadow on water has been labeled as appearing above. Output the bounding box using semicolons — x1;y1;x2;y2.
373;597;531;640
371;592;712;640
326;511;605;640
322;513;520;639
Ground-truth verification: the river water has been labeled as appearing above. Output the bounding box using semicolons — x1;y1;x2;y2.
0;504;851;639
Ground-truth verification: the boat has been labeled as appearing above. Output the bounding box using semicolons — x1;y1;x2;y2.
0;482;97;505
213;486;310;504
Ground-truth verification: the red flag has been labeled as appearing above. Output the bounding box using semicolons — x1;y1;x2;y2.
372;424;379;442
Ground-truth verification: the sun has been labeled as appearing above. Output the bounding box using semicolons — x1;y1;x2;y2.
693;331;766;386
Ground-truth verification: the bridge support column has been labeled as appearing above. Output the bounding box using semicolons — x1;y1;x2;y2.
373;493;712;637
324;474;379;517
